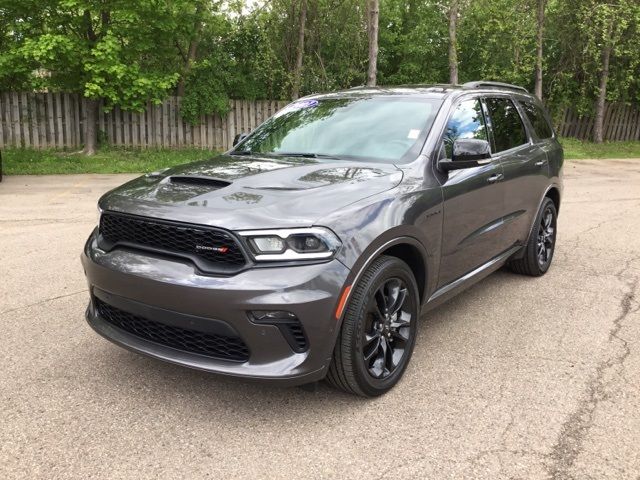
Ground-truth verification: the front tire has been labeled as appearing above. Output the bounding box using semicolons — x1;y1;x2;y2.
509;197;557;276
326;255;419;397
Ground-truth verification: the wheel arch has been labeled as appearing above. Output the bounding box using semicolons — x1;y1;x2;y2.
380;243;427;305
545;186;561;214
512;184;561;262
338;234;430;321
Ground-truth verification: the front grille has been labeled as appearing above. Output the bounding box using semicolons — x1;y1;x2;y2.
99;212;247;273
95;298;250;362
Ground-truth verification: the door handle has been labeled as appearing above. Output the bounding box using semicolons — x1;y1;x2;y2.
534;159;548;167
487;173;504;183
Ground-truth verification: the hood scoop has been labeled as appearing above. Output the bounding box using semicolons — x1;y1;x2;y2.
169;175;232;189
149;175;232;203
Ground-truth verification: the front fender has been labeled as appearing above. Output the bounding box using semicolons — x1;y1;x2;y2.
319;187;444;309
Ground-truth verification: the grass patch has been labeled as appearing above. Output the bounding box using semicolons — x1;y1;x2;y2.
560;138;640;159
2;148;216;175
2;140;639;175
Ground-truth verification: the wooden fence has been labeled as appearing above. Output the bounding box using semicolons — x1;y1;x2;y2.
1;92;639;149
555;103;640;141
0;92;288;151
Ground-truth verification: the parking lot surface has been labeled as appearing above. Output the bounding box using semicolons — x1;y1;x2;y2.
1;160;639;479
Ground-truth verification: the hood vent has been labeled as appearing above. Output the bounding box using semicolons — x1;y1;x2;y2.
169;175;231;189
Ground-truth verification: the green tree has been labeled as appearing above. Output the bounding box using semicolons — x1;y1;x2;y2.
448;0;459;84
377;0;448;85
458;0;537;87
582;1;639;142
1;0;639;148
534;0;547;99
545;0;639;131
292;0;308;99
366;0;380;86
0;0;186;154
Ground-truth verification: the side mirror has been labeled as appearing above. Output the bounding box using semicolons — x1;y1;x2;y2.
440;139;491;171
233;132;249;147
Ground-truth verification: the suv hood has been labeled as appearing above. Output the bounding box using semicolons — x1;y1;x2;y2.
99;154;403;230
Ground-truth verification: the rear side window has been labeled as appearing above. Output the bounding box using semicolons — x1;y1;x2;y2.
520;101;553;139
443;99;488;158
485;98;528;153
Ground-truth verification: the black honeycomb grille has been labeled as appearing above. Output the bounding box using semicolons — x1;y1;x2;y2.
95;298;250;362
99;212;246;272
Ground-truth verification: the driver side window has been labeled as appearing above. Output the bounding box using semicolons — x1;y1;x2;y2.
443;99;489;159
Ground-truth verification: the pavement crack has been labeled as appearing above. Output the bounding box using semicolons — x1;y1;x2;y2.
0;289;88;317
545;256;639;480
563;201;640;251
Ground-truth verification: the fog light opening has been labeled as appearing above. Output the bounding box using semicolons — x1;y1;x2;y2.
250;310;298;323
249;310;308;353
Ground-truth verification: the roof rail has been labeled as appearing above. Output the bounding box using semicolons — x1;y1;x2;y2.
462;81;528;93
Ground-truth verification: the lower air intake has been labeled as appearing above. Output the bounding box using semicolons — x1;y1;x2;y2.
95;298;250;362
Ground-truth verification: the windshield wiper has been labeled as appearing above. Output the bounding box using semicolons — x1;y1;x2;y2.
271;152;340;160
230;151;342;160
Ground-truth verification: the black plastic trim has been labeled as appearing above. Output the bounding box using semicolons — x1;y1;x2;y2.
93;288;250;362
249;313;309;353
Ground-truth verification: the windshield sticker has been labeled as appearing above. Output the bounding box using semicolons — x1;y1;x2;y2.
289;99;319;110
407;129;421;139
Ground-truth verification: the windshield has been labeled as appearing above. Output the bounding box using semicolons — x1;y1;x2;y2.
232;96;442;164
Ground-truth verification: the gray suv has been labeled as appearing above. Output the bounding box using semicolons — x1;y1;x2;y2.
82;82;563;397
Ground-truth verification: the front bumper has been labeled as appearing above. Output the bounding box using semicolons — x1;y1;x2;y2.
82;232;350;386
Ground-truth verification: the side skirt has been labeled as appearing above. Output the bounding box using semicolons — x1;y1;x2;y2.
423;245;522;312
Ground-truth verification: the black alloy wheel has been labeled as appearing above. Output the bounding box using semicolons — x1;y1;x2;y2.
363;278;413;379
509;197;557;276
327;255;419;397
537;205;555;268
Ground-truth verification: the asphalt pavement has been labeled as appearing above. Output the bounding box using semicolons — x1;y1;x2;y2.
1;159;639;479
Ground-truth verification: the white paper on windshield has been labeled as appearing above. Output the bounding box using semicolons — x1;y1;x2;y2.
407;129;420;139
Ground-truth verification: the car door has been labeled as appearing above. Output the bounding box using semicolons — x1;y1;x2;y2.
436;97;508;289
484;95;548;247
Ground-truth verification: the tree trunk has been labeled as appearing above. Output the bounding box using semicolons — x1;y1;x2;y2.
177;37;200;97
83;98;99;156
291;0;307;100
593;43;612;143
448;0;459;84
366;0;379;87
177;3;204;97
534;0;545;99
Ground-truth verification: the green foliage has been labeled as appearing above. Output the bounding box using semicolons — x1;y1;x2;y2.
84;35;179;111
180;59;232;123
3;147;214;175
546;0;640;113
458;0;536;86
5;139;639;176
0;0;638;125
0;0;185;109
560;138;640;159
378;0;448;85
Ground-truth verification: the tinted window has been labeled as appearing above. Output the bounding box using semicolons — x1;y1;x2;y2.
521;101;553;139
443;99;488;158
234;97;441;164
485;98;528;153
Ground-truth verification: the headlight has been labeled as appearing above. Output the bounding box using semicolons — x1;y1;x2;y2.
238;227;341;261
97;205;103;226
249;236;287;254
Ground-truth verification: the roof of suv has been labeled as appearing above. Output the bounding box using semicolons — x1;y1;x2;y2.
307;81;532;101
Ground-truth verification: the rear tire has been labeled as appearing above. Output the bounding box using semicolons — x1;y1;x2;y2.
509;197;557;276
326;255;419;397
